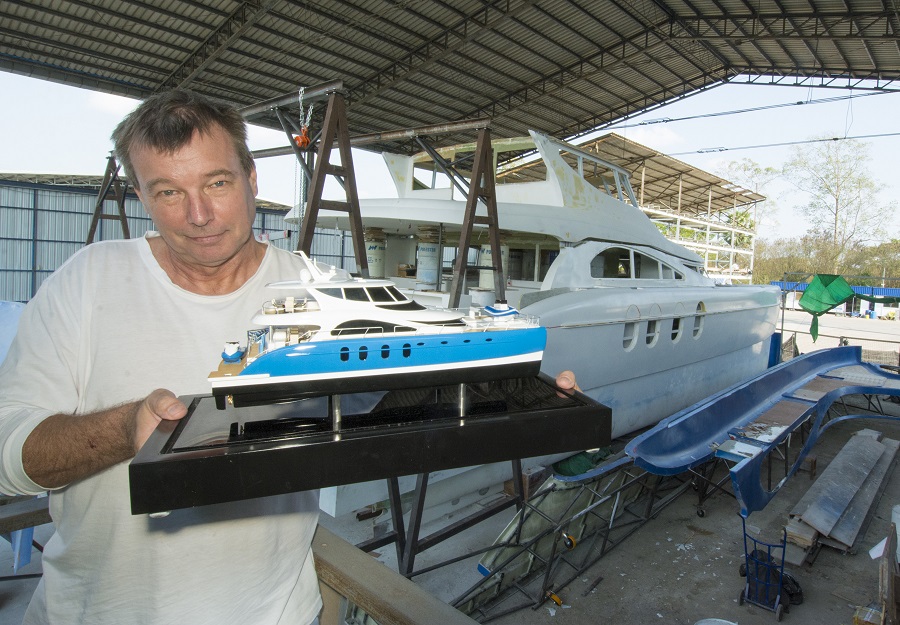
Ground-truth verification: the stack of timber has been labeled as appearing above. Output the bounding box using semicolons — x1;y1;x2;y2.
785;429;899;565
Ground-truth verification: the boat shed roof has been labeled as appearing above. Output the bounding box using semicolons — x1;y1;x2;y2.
3;1;899;154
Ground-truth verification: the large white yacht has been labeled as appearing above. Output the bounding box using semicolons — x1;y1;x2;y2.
315;131;780;516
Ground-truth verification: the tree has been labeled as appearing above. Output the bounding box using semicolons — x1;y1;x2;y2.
752;232;845;285
719;158;780;232
784;138;894;271
723;208;753;248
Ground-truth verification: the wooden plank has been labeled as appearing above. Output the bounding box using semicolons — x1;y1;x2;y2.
312;525;480;625
734;399;811;443
0;496;52;534
790;432;873;518
786;516;819;548
829;438;899;548
784;542;812;567
788;376;851;402
799;435;884;536
881;523;898;625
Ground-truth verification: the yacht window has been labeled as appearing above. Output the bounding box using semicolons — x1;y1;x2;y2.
381;345;390;359
359;346;368;361
344;288;370;302
634;253;661;279
684;264;706;276
317;288;343;299
591;247;632;278
366;287;395;302
662;265;674;279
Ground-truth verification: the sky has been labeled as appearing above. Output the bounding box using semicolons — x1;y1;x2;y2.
1;70;898;242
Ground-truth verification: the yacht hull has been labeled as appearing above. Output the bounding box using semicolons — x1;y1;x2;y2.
528;284;781;437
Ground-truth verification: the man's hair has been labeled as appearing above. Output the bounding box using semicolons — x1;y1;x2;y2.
111;89;254;188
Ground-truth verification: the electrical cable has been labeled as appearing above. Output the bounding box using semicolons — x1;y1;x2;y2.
669;131;900;156
604;91;893;130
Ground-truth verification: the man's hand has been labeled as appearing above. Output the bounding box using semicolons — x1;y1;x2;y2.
132;389;188;452
555;370;580;397
23;389;188;489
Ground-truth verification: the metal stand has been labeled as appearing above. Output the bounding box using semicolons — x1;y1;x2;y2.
86;153;130;244
243;81;507;300
417;128;505;308
450;456;691;621
356;459;526;578
294;91;368;277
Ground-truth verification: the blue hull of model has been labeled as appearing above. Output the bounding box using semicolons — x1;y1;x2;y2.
241;326;547;377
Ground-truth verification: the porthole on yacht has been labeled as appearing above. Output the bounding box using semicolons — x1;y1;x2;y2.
671;317;683;342
645;304;662;347
645;319;659;346
623;322;638;351
693;302;706;338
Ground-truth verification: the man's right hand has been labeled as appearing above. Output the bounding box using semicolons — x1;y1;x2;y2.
23;389;188;489
133;389;188;452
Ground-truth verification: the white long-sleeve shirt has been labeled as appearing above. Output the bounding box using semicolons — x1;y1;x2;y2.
0;234;321;625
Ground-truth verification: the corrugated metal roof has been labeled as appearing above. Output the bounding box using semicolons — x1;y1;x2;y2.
2;0;897;154
0;173;290;211
494;132;766;215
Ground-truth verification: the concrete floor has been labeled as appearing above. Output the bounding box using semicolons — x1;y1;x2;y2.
2;310;899;624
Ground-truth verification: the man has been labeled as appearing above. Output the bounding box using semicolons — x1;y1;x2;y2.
0;89;579;624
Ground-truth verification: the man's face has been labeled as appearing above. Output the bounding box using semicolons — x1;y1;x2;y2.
131;125;259;270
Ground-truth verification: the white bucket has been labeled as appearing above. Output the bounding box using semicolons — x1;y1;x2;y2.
364;228;386;278
478;244;509;289
416;243;440;290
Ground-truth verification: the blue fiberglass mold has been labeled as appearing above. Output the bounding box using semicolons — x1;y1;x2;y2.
625;346;900;516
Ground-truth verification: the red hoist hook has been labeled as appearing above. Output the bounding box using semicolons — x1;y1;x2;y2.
294;126;311;149
293;86;314;149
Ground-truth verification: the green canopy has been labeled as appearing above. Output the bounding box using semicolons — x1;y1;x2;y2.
798;274;900;340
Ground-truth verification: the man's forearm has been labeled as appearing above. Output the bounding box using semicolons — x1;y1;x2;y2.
21;401;139;489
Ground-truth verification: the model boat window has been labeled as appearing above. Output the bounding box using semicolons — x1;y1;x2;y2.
344;287;370;302
331;320;416;336
365;287;395;302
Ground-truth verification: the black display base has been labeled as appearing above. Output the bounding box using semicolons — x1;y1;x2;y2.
129;373;611;515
